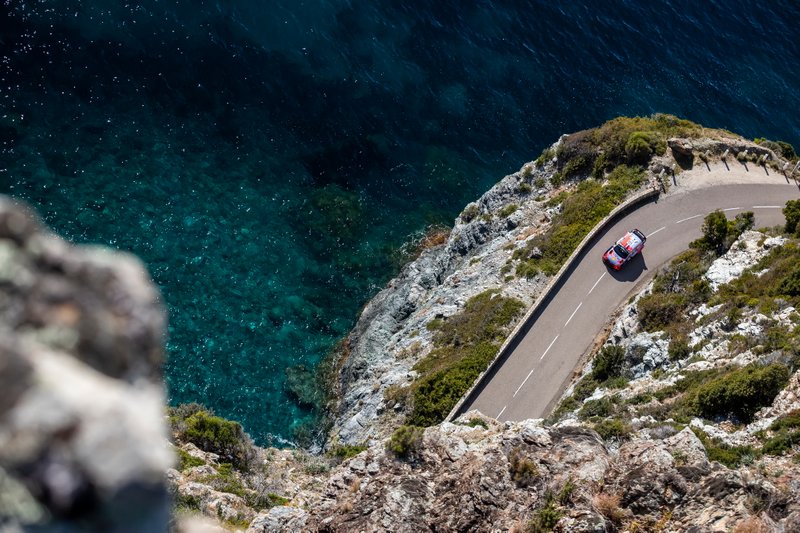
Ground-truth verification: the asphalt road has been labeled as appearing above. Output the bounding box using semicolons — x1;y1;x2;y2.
461;180;800;422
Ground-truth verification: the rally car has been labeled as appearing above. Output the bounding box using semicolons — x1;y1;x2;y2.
602;229;646;270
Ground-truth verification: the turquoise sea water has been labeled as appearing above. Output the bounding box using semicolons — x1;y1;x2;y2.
1;1;798;444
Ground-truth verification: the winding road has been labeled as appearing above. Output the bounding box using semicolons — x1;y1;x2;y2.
459;164;800;422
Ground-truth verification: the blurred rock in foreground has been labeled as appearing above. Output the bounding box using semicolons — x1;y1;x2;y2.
0;196;172;531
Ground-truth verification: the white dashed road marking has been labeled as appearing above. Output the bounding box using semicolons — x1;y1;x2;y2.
676;214;702;224
752;205;781;209
497;405;507;418
564;302;583;327
722;207;741;211
513;368;535;397
649;226;666;236
540;335;559;361
588;273;605;295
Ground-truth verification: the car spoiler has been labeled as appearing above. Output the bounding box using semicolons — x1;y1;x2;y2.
632;228;647;242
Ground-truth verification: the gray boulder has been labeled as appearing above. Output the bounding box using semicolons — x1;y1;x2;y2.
0;197;172;531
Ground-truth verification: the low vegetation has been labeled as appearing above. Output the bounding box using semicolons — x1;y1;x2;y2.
784;199;800;236
754;137;798;161
513;165;645;276
176;447;206;471
694;363;789;422
168;403;256;470
555;114;702;180
548;203;800;462
508;447;540;487
328;443;368;461
387;425;424;459
760;410;800;457
499;204;519;217
461;203;479;223
524;480;578;533
692;428;755;468
405;290;524;426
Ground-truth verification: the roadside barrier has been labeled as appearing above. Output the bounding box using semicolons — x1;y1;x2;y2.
446;186;661;422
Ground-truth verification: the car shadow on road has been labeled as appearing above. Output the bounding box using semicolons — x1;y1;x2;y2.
607;253;647;282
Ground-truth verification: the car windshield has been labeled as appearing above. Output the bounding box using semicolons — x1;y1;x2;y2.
613;244;629;258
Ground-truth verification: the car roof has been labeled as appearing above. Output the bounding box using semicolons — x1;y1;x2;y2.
618;231;643;251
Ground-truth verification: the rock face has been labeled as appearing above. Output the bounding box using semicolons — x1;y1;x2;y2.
328;126;794;447
0;197;172;530
244;416;798;532
704;231;787;290
328;160;557;445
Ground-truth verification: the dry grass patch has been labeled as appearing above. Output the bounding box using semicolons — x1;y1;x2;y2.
593;492;627;524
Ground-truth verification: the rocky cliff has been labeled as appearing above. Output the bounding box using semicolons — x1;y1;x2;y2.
168;118;800;532
326;115;795;446
4;116;799;533
228;224;800;533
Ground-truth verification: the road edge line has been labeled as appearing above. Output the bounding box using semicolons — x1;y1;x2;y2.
445;186;660;422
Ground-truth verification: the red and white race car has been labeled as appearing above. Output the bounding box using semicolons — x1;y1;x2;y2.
602;229;647;270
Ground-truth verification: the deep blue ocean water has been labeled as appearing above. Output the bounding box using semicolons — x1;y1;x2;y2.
1;0;798;445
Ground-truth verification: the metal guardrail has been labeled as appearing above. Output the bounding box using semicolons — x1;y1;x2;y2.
446;186;661;422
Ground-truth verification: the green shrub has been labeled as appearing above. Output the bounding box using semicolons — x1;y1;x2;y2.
328;443;368;461
561;154;592;178
409;342;497;426
578;397;615;420
199;463;247;499
693;210;728;253
387;425;424;459
516;262;539;278
732;211;755;236
591;345;626;382
573;375;600;401
518;183;533;194
176;448;206;471
770;410;800;431
692;428;755;468
624;133;653;164
173;492;202;512
637;292;686;331
171;407;255;470
594;419;631;441
778;268;800;296
625;131;663;164
761;430;800;456
526;492;564;533
461;204;479;223
535;148;555;167
408;291;524;426
695;363;790;423
784;200;800;235
508;448;540;487
762;410;800;456
499;204;519;217
604;376;629;389
465;417;489;429
754;137;797;160
557;478;576;506
668;337;691;361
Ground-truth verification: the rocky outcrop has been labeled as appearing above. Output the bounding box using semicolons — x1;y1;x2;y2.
329;160;558;445
0;197;172;530
246;416;798;532
705;231;787;290
328;123;797;447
